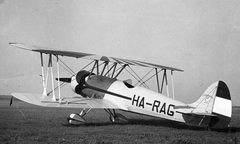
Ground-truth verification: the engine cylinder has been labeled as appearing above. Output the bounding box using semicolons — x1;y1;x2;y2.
71;70;94;97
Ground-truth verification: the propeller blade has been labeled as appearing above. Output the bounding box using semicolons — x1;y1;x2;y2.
56;78;71;83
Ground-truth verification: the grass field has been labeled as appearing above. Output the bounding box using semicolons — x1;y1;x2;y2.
0;96;240;144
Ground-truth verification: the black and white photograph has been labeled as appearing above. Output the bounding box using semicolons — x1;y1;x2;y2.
0;0;240;143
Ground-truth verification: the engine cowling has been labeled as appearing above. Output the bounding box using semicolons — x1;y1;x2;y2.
71;70;94;97
71;70;118;98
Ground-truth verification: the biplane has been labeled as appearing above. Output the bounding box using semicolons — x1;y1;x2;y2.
9;42;232;129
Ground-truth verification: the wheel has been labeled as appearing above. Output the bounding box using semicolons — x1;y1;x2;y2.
67;113;86;125
109;113;128;124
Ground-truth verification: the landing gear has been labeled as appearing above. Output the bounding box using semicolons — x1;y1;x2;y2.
67;108;91;125
79;108;91;117
105;109;128;124
67;108;128;125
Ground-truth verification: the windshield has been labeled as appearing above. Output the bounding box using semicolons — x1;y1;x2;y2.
123;81;134;88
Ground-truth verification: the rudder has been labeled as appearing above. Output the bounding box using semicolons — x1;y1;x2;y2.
186;81;232;128
211;81;232;128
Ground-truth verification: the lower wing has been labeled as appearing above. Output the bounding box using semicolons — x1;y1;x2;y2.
12;93;120;109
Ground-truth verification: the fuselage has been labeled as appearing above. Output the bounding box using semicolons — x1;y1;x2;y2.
73;72;187;124
105;80;186;123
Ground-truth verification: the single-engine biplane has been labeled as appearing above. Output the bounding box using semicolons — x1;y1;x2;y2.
9;42;232;129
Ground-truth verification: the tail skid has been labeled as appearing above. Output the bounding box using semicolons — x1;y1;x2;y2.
177;81;232;128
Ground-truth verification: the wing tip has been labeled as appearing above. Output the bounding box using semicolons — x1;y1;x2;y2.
9;42;23;46
9;42;33;51
173;68;184;72
164;67;183;72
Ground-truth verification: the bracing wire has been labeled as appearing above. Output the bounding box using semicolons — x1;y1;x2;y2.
47;58;95;95
134;68;154;86
139;69;163;87
126;66;149;88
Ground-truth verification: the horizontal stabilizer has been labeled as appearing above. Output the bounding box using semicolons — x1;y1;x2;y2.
174;105;193;109
176;111;217;117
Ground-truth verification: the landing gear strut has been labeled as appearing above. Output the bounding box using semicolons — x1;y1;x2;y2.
67;108;128;125
105;109;128;124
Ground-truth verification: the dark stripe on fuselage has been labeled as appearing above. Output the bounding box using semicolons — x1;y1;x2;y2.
105;90;132;100
216;81;231;100
82;75;132;101
86;84;132;101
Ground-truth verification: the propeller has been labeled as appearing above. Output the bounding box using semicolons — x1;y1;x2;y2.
55;78;72;83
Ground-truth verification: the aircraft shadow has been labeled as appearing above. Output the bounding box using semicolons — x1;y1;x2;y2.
127;119;240;133
61;118;240;133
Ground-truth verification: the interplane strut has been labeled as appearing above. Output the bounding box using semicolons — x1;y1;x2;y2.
39;52;177;102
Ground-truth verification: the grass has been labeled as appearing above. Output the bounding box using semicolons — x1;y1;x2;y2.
0;96;240;144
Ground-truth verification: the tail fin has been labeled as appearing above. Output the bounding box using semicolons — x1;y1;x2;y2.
211;81;232;128
188;81;232;128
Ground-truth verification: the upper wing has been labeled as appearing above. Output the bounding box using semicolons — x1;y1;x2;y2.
12;93;121;109
9;42;183;72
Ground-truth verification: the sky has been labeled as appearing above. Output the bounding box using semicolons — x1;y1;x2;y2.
0;0;240;105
